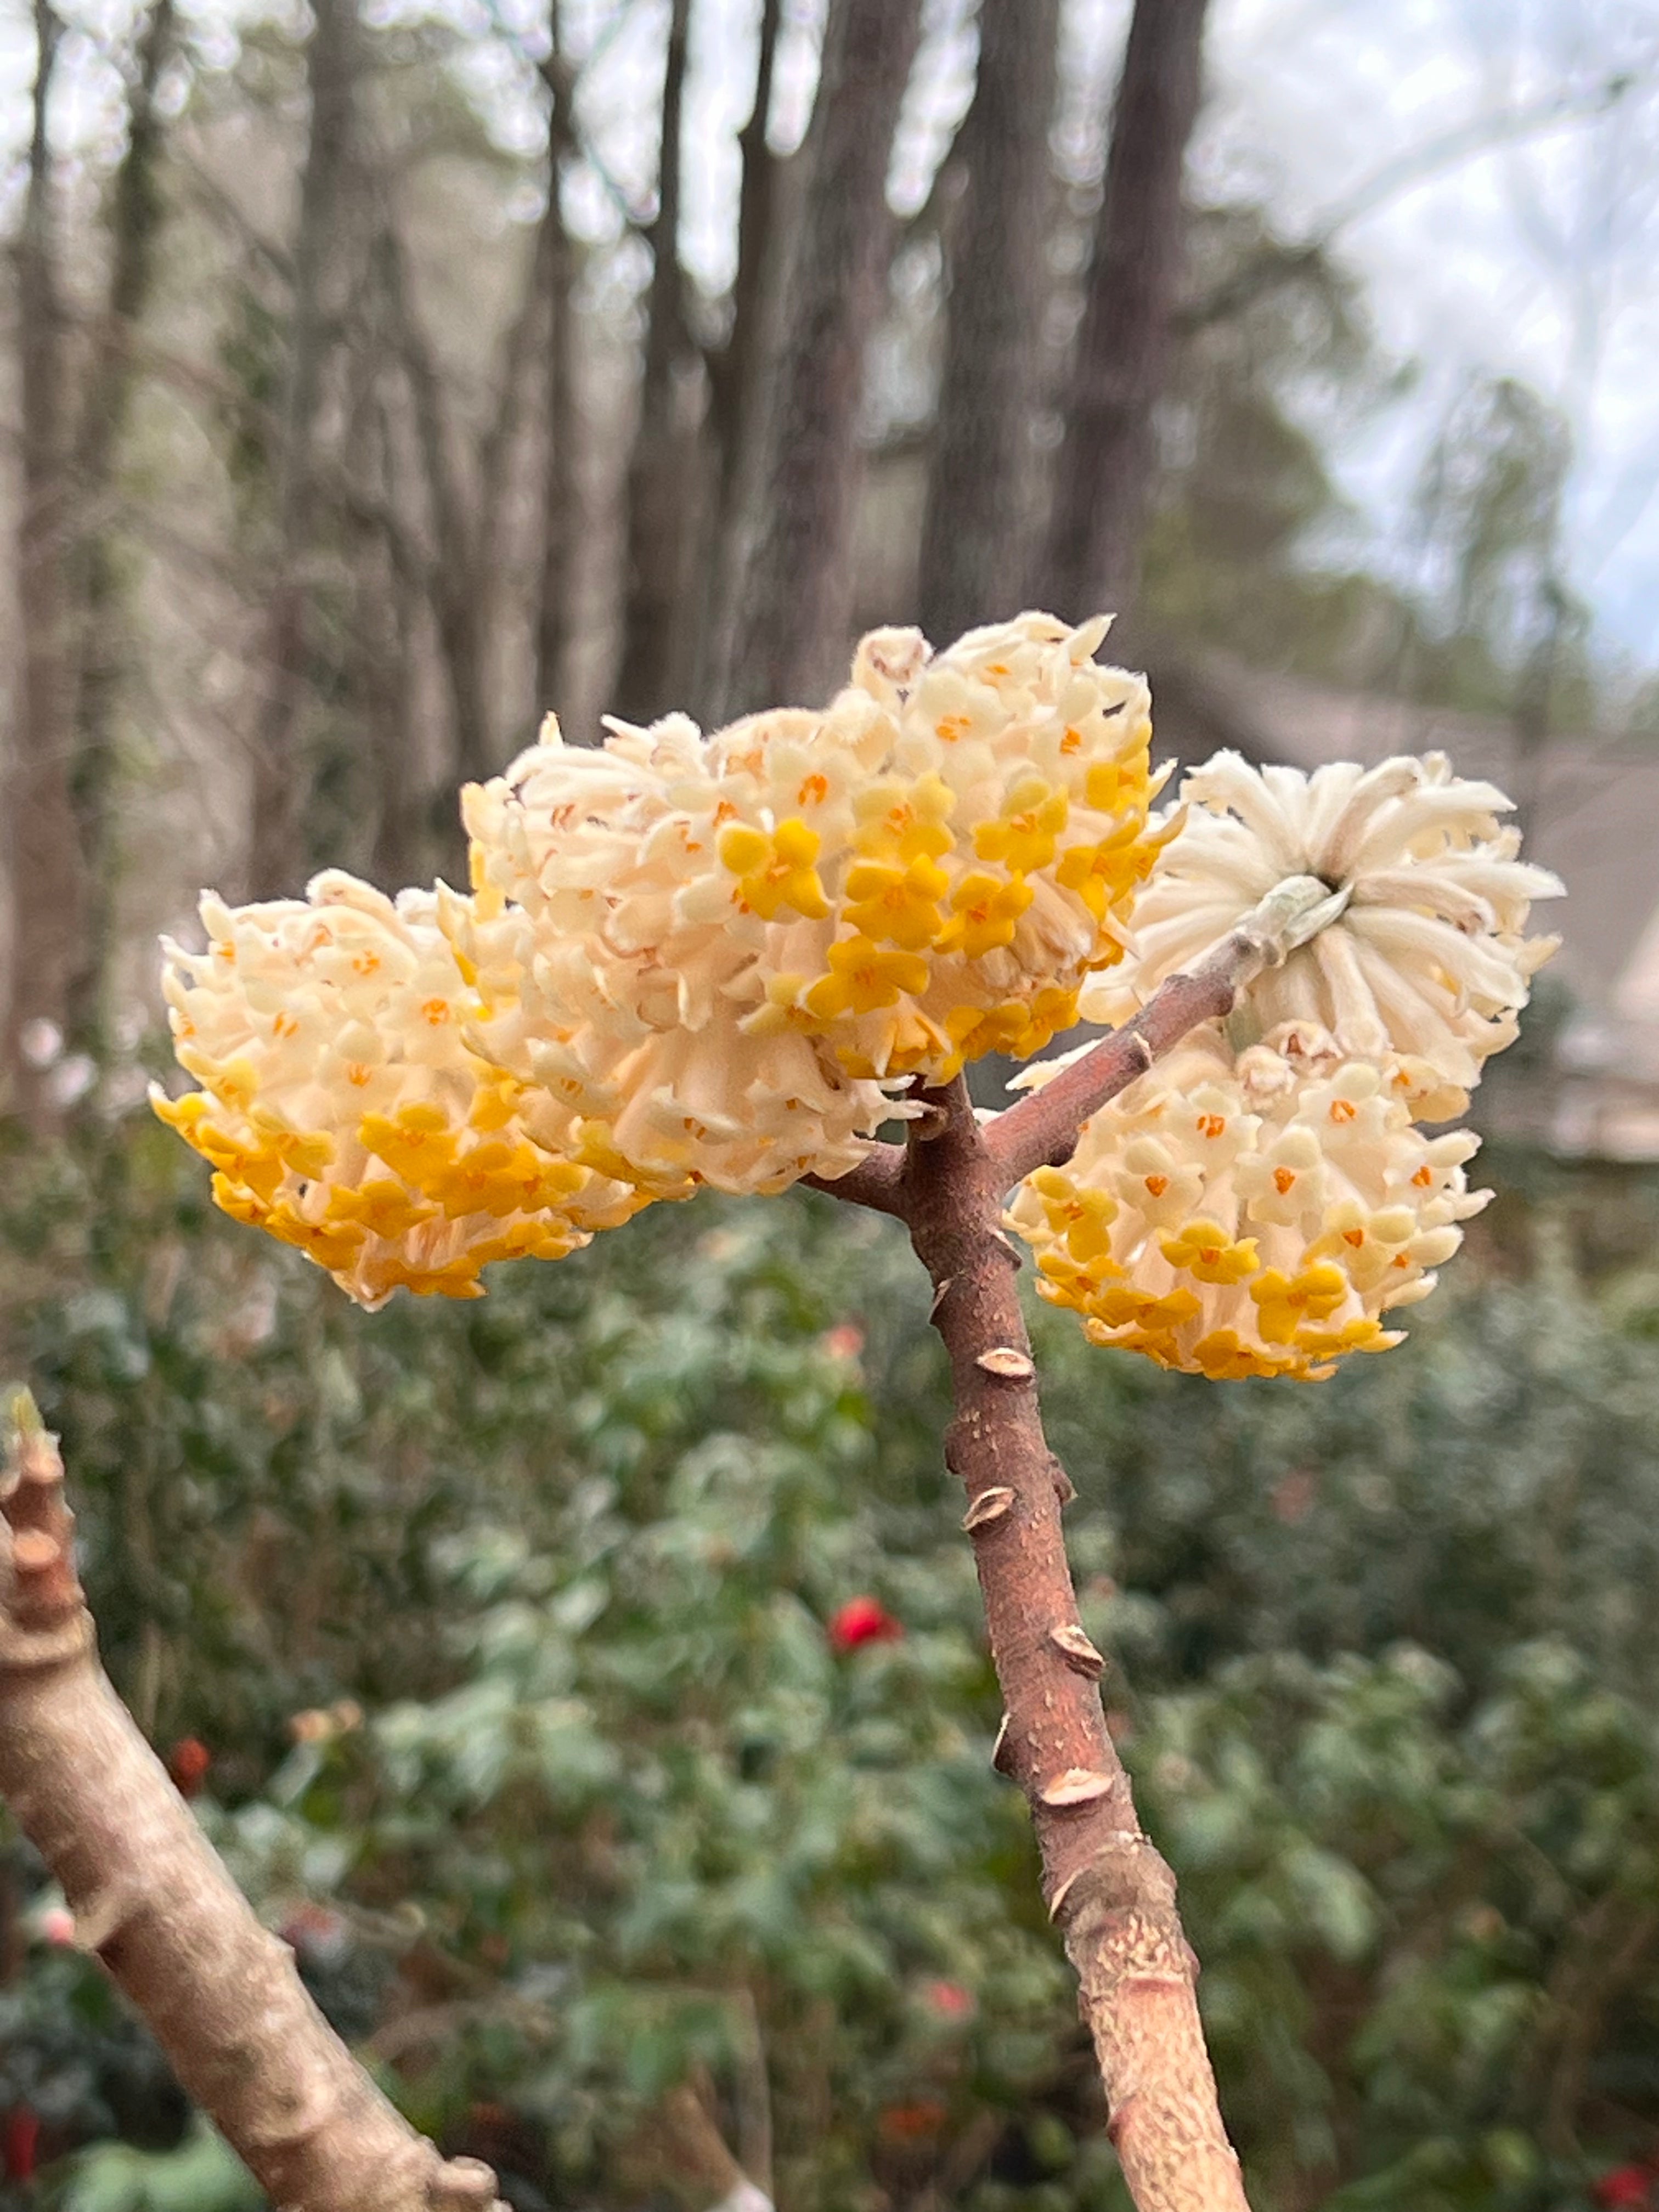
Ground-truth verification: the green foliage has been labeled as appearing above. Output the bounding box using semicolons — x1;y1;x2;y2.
58;2125;261;2212
4;1115;1659;2208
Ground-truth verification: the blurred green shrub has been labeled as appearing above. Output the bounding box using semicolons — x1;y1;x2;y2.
4;1114;1659;2211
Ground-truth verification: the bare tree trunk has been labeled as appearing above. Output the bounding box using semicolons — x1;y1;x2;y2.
4;0;81;1115
65;0;177;1052
368;403;431;885
612;0;694;724
377;228;493;786
697;0;784;710
534;4;580;721
246;0;358;897
716;0;925;718
1041;0;1211;627
916;0;1060;644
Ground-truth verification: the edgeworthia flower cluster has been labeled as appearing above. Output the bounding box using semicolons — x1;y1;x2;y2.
152;875;641;1308
1009;752;1563;1379
448;613;1168;1197
155;614;1169;1296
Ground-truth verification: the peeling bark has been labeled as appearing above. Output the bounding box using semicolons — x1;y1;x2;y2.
0;1408;507;2212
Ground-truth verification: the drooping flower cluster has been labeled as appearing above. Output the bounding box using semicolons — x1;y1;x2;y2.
1010;752;1563;1379
151;874;641;1307
1008;1022;1489;1380
1084;749;1563;1099
450;613;1169;1195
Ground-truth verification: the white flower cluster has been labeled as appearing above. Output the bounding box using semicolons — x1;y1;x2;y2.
1008;1022;1488;1380
151;874;641;1308
156;615;1170;1295
1084;750;1562;1098
1010;752;1562;1380
448;612;1168;1197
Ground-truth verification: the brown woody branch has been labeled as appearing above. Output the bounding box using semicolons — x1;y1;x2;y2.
985;926;1273;1187
0;1398;507;2212
849;1080;1251;2212
798;903;1365;2208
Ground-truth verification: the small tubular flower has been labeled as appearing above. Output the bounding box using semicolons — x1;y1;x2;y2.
1006;1022;1491;1381
1084;750;1563;1099
151;873;640;1308
453;613;1170;1192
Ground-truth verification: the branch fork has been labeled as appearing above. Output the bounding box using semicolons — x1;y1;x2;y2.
805;902;1330;2212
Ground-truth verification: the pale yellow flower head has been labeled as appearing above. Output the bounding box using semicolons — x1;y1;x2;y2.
1006;1021;1491;1381
151;873;640;1308
1085;750;1563;1104
454;612;1171;1195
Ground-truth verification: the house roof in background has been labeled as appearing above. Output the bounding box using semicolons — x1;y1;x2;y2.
1148;653;1659;1013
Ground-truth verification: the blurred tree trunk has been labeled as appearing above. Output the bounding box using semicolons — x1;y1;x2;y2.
716;0;925;718
916;0;1060;646
246;0;358;898
377;227;493;788
353;395;428;888
612;0;694;724
697;0;784;710
1041;0;1211;628
534;3;580;721
4;0;81;1115
65;0;178;1052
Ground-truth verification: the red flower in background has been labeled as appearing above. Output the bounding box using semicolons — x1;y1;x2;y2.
921;1978;974;2021
167;1736;212;1797
1594;2166;1658;2209
878;2101;946;2143
38;1906;75;1947
3;2107;40;2182
828;1596;903;1653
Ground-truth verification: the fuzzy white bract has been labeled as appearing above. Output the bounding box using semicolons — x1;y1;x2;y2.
1006;1020;1491;1380
452;612;1170;1195
1084;750;1562;1103
151;873;641;1307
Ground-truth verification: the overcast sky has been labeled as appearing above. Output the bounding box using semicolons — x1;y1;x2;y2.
5;0;1659;672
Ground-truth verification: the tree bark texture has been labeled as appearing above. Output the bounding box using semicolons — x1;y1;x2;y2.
0;1410;507;2212
718;0;924;718
535;5;581;723
1042;0;1211;627
698;0;785;713
906;1081;1250;2212
916;0;1060;646
4;0;82;1115
803;909;1346;2206
379;227;494;787
247;0;358;897
65;0;178;1052
612;0;695;725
